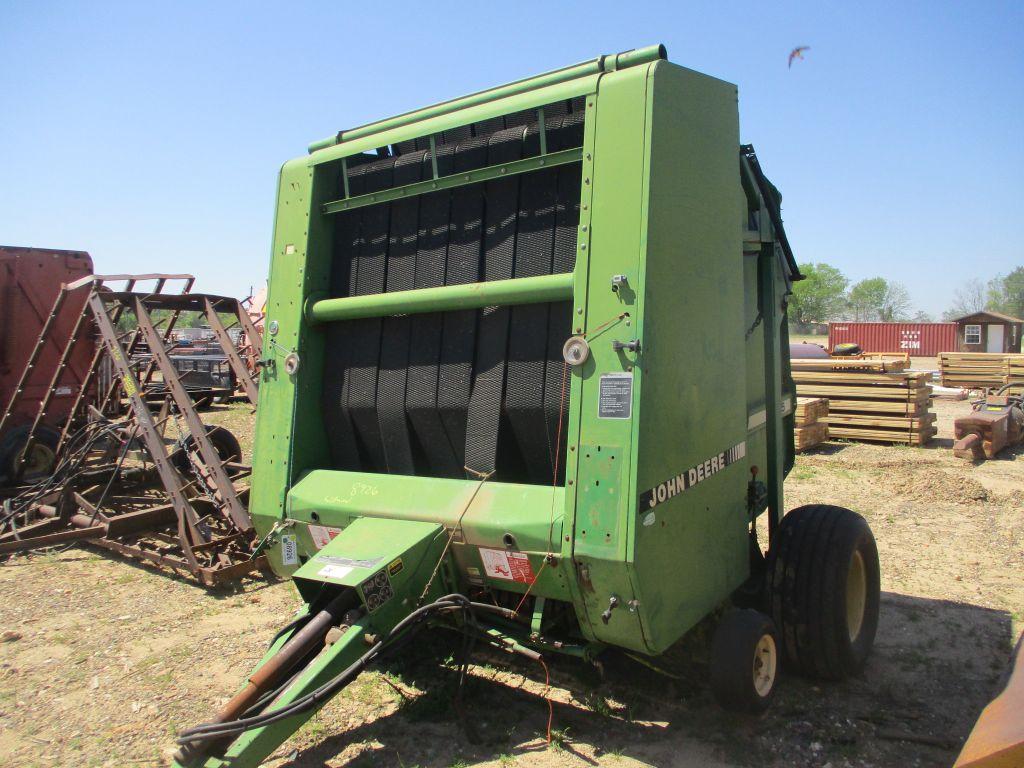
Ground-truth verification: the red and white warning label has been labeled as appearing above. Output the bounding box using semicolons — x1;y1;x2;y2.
308;525;341;550
478;547;536;584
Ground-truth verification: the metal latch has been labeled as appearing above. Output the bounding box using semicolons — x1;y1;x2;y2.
601;595;619;624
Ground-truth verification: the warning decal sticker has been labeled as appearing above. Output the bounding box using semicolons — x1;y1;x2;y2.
308;525;342;550
478;548;536;584
598;373;633;419
317;554;381;570
280;534;298;566
359;569;394;612
317;563;353;581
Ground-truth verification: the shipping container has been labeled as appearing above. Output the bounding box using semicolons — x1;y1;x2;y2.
828;322;957;357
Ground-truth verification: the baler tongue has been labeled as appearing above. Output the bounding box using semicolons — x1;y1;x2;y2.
174;517;453;768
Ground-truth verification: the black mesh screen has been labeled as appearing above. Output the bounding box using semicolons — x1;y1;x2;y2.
322;99;584;485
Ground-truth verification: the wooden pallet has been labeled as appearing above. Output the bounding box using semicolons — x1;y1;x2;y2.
795;396;828;424
940;352;1024;390
796;384;932;401
825;398;929;415
792;370;931;386
827;425;936;445
826;412;935;430
1006;357;1024;395
791;357;909;373
795;422;828;452
793;365;935;445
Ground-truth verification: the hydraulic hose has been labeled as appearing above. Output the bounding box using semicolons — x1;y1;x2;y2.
176;595;518;748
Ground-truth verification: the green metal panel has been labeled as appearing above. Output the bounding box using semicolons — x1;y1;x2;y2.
292;516;443;597
565;65;651;651
286;470;570;600
628;63;748;652
307;44;666;153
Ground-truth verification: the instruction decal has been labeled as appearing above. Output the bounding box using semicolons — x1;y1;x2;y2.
478;548;536;584
308;525;342;550
598;373;633;419
638;441;747;511
317;563;353;581
316;554;381;570
280;534;298;566
359;569;394;612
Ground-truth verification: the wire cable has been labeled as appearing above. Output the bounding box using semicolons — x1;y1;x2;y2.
176;595;516;746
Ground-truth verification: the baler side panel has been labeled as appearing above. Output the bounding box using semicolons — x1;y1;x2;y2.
743;251;770;496
249;158;336;567
568;67;650;651
631;64;749;653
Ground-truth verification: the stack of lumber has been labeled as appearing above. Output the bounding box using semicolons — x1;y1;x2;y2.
794;397;828;452
939;353;1012;389
791;358;935;445
1005;356;1024;395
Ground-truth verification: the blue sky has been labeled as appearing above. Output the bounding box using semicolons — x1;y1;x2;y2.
2;1;1021;317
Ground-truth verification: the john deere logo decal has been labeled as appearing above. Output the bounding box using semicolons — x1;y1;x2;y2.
639;442;746;511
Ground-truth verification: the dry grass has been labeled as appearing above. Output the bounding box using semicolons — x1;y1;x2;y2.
0;400;1020;768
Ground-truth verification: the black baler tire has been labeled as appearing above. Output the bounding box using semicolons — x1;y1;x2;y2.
206;426;243;464
767;504;880;680
171;425;243;473
709;608;779;714
0;424;60;484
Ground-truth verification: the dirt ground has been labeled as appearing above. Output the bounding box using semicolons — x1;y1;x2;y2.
1;398;1021;768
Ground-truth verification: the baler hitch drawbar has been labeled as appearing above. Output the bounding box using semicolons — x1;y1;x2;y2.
175;591;527;767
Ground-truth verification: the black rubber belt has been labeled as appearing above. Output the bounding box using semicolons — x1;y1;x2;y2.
344;155;396;472
442;125;473;144
506;122;560;484
463;126;525;477
405;143;461;477
438;134;488;472
393;139;416;155
375;150;426;474
321;166;366;470
472;117;505;137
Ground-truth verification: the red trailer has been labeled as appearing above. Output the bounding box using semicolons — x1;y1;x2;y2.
0;246;97;481
828;322;957;357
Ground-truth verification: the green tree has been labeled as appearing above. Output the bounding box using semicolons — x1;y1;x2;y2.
879;281;912;322
848;277;913;322
789;263;849;326
987;267;1024;319
943;279;986;320
848;277;888;321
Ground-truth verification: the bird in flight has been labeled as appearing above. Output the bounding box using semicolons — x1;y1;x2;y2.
788;46;810;68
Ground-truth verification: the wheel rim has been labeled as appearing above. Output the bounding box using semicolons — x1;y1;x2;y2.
752;633;777;697
846;549;867;642
17;442;56;481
